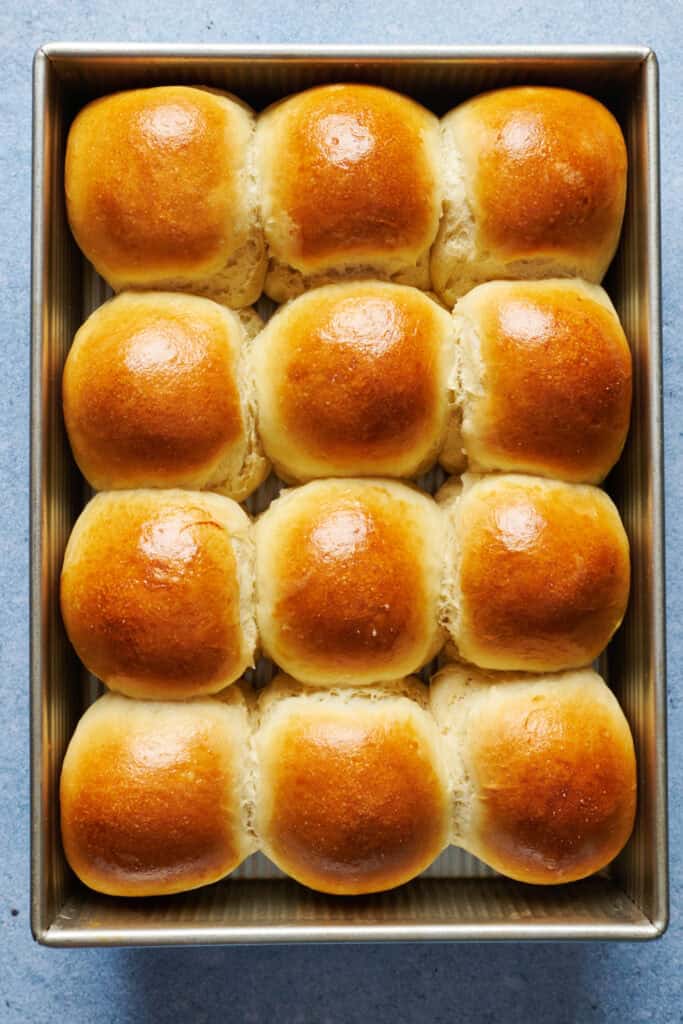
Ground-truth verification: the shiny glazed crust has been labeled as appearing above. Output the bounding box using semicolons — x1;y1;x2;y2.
430;665;637;884
255;677;450;894
65;86;266;307
60;490;256;699
60;690;254;896
446;279;632;483
441;474;630;672
256;84;442;300
255;479;445;684
252;282;455;480
62;291;269;499
431;87;627;305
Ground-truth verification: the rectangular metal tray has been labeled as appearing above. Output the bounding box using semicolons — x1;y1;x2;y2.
31;43;667;945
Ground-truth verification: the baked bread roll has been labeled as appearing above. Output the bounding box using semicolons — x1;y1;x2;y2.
252;282;455;481
62;292;269;500
255;479;445;685
254;676;450;894
60;689;254;896
430;664;637;884
61;490;256;699
439;474;630;672
65;86;265;307
442;279;632;483
431;87;627;305
256;84;442;301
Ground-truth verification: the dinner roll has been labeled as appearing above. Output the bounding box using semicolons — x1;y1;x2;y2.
430;664;637;884
65;86;265;307
256;479;445;685
256;84;442;301
431;87;627;305
61;490;256;699
441;279;632;482
439;474;630;672
252;282;455;481
255;676;450;894
63;292;269;500
60;689;255;896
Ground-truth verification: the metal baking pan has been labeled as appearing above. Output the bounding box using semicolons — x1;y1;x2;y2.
31;43;666;945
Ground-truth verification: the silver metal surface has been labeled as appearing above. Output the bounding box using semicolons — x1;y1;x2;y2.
31;44;667;946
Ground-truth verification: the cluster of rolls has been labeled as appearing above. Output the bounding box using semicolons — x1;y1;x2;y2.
59;79;636;899
62;669;636;897
63;277;633;497
65;81;627;308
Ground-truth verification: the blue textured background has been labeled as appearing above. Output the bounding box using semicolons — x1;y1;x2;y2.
2;3;681;1021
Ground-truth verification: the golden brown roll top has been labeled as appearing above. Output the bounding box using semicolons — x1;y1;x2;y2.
432;87;627;305
60;490;256;699
63;292;269;499
439;474;630;672
254;676;450;894
60;689;254;896
442;279;632;483
252;282;455;481
256;84;443;301
255;479;445;685
430;664;637;884
65;86;266;307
